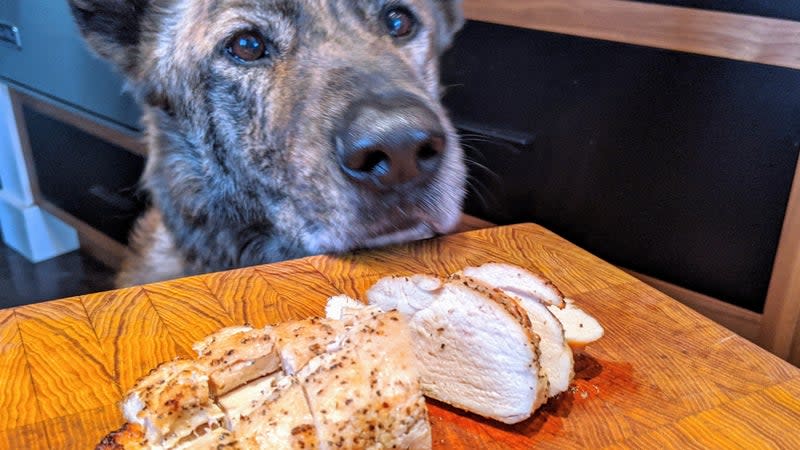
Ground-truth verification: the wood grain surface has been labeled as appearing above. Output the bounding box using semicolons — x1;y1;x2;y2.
759;156;800;365
463;0;800;70
0;223;798;449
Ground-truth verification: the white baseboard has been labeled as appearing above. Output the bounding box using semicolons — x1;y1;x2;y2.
0;192;79;262
0;82;80;262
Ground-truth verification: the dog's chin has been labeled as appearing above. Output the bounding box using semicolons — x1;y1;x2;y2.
360;223;436;249
300;209;461;256
355;208;462;250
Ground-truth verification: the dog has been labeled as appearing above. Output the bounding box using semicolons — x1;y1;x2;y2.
68;0;467;286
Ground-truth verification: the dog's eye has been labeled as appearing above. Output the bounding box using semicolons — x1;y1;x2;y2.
383;7;416;38
226;31;270;62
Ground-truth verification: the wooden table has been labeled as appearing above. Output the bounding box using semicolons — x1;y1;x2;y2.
1;223;798;449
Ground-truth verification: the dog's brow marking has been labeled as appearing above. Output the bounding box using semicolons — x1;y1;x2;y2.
205;0;224;16
212;0;301;16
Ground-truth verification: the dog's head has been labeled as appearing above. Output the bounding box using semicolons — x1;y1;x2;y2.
69;0;466;267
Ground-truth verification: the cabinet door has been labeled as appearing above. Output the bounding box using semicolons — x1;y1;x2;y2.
21;104;147;244
442;21;800;312
0;0;141;130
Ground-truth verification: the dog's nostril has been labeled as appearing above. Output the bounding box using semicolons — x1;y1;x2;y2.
418;136;444;161
353;150;391;176
417;143;438;161
416;137;444;175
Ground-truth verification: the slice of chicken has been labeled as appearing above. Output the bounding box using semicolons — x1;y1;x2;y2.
324;294;365;321
193;325;281;395
233;375;318;450
366;274;548;424
171;426;239;450
121;360;225;448
272;317;347;375
217;372;284;430
462;262;566;308
456;271;574;398
105;307;436;448
513;298;574;397
461;263;603;348
298;309;431;449
549;298;605;349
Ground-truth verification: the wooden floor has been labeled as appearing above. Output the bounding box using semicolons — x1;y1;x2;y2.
0;234;115;309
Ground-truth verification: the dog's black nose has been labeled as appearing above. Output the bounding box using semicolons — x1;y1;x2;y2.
336;95;445;189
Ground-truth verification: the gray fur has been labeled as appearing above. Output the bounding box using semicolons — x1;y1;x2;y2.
69;0;467;286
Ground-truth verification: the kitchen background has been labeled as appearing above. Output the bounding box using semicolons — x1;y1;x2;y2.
1;0;799;363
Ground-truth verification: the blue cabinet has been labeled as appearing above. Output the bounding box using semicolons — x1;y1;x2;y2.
0;0;141;130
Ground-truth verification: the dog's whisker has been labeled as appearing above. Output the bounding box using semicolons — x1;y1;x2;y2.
458;133;499;141
440;83;465;96
464;159;502;185
459;143;492;162
465;177;498;212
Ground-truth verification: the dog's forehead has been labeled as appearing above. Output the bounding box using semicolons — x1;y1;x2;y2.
162;0;435;58
201;0;393;18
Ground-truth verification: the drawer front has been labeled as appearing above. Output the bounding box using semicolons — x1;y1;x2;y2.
22;105;146;244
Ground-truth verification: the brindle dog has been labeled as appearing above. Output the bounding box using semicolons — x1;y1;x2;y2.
68;0;467;286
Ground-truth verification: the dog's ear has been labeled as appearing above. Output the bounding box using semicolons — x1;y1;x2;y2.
68;0;152;75
434;0;465;51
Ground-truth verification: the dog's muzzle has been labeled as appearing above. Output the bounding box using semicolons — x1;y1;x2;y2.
334;92;446;190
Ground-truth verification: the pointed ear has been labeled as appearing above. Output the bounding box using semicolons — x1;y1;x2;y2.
68;0;152;74
434;0;465;51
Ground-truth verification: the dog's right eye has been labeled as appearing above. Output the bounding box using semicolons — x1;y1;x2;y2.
383;7;417;39
225;31;271;63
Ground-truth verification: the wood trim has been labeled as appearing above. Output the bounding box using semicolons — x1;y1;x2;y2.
463;0;800;71
759;156;800;364
37;199;130;271
623;268;762;341
793;312;800;365
8;90;44;202
9;89;146;157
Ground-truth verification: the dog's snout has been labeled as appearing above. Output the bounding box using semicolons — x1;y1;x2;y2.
336;95;445;189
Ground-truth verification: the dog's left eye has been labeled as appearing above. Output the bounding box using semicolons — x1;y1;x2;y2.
383;7;416;38
225;31;271;62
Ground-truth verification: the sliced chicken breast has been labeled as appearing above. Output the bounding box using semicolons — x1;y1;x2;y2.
193;325;280;395
121;360;225;448
298;309;431;449
366;275;547;424
171;427;239;450
217;372;284;430
234;375;318;450
462;262;604;348
458;270;574;397
462;262;565;308
549;298;605;349
324;294;364;321
272;317;346;375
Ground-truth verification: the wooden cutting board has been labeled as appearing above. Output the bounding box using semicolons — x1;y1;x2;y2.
1;223;798;449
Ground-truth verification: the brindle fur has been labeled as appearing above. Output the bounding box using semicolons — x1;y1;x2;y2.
69;0;466;286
